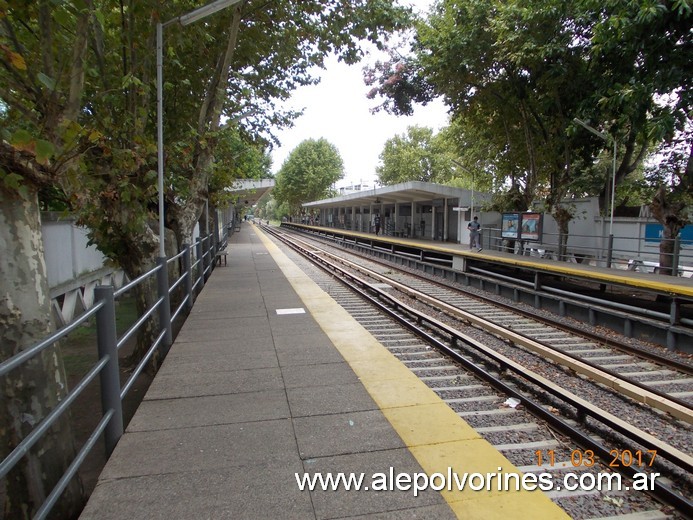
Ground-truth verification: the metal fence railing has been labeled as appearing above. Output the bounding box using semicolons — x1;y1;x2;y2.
0;231;222;519
483;227;693;276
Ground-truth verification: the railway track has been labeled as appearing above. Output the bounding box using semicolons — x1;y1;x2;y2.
262;224;693;519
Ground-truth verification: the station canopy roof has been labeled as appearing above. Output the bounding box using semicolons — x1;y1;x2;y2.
303;181;480;209
226;178;274;207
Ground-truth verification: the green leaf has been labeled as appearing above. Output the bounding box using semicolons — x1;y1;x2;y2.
52;8;71;26
2;172;24;191
37;72;57;91
10;129;33;149
35;139;55;165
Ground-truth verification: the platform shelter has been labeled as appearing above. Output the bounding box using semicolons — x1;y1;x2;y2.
303;181;491;244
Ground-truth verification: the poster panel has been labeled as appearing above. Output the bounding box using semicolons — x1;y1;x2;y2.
645;223;693;247
501;213;520;239
520;212;542;242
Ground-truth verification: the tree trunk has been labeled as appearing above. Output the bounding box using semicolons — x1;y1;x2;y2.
0;184;83;518
650;186;685;277
658;228;678;276
553;206;572;262
118;246;160;371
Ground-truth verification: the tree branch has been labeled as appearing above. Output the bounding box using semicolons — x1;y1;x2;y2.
0;141;53;186
198;2;244;134
65;1;92;122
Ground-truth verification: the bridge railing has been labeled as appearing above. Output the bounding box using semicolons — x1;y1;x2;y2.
0;232;218;519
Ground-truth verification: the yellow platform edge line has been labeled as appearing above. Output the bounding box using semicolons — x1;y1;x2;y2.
287;224;693;298
256;228;569;519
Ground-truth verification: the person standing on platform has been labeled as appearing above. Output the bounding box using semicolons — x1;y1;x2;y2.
374;214;381;235
468;216;482;251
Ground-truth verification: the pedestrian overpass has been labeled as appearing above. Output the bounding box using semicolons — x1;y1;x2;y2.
226;178;275;207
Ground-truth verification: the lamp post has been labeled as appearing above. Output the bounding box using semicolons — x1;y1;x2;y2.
451;159;475;216
157;0;243;258
574;117;617;268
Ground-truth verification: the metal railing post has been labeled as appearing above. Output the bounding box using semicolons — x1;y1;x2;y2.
156;257;173;351
202;235;210;281
196;239;205;289
606;233;614;268
94;286;123;456
672;235;681;276
183;244;193;311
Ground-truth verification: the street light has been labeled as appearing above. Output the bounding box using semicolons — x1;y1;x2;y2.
156;0;243;258
451;159;475;216
574;117;617;268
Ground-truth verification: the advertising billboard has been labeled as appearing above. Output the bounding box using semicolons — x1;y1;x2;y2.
520;213;542;242
502;212;543;242
501;213;520;239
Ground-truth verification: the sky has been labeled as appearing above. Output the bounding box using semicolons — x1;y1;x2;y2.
269;3;449;188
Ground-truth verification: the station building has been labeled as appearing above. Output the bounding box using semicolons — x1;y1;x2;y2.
302;181;491;244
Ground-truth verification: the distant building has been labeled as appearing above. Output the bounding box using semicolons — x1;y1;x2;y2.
337;181;375;196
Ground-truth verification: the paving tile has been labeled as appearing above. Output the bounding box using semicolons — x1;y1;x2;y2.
293;410;405;459
101;419;298;479
281;362;359;389
128;390;290;431
156;348;278;375
190;301;267;319
164;336;275;358
272;333;338;350
346;505;456;519
287;382;377;417
276;346;346;367
144;367;284;399
175;316;274;343
268;315;325;335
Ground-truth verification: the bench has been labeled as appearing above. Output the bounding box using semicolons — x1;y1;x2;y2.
215;249;228;266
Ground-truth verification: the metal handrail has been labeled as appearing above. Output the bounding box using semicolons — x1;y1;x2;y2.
486;226;693;265
171;294;190;323
121;328;166;399
0;355;109;479
168;248;186;263
1;234;220;518
0;303;103;377
114;263;161;298
169;270;187;292
116;295;164;350
34;410;114;520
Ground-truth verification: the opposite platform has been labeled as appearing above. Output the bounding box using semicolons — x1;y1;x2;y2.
80;223;566;519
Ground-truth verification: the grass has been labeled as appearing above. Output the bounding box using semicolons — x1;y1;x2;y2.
60;295;139;380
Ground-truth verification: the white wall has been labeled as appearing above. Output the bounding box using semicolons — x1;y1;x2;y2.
42;213;108;290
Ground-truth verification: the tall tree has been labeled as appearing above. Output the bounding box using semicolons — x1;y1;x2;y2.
366;0;691;264
274;138;344;214
0;1;93;516
377;125;454;185
366;0;599;227
578;0;693;274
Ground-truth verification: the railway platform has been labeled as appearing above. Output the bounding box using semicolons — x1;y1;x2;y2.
283;223;693;299
79;223;567;519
